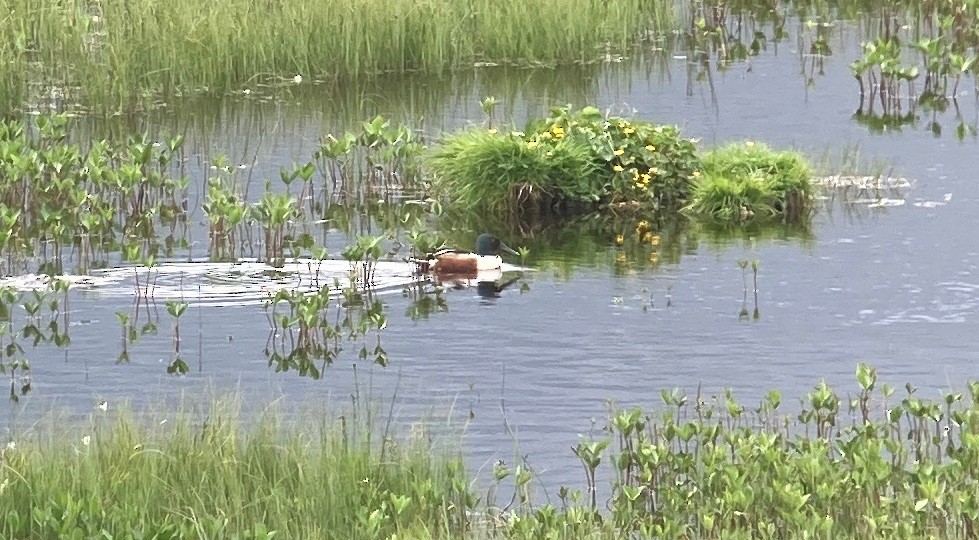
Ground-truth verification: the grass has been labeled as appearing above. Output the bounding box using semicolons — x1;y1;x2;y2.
430;108;818;227
0;0;671;109
7;366;979;538
429;129;601;216
0;398;471;539
686;141;815;224
430;106;701;217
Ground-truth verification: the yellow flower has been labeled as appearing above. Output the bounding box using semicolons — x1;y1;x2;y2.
649;167;659;175
745;140;755;147
613;165;624;172
636;220;650;232
623;127;635;135
487;128;498;134
641;231;653;242
526;141;539;149
649;235;661;247
649;252;659;264
510;131;525;137
692;170;701;178
641;173;651;182
645;145;655;151
613;148;625;156
540;131;552;139
615;234;625;246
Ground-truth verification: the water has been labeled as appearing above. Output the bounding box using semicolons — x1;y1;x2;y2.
5;16;979;491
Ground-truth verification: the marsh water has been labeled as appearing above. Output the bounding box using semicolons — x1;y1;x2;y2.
5;15;979;491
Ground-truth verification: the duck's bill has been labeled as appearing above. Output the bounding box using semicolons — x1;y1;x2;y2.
501;243;519;256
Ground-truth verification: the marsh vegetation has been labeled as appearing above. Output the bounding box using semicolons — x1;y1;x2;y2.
5;367;979;538
1;0;974;537
0;0;670;109
432;105;815;225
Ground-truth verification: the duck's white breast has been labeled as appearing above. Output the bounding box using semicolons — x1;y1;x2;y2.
475;255;503;270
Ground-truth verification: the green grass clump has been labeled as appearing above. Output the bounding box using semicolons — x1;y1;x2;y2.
0;400;470;539
687;141;815;224
429;106;701;216
429;128;601;215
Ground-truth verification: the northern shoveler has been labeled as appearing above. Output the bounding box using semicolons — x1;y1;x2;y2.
411;233;518;276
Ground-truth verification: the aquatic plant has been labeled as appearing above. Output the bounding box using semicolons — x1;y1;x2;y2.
0;115;186;275
536;106;701;210
737;258;760;320
686;142;814;224
164;300;189;374
264;273;389;379
850;37;919;118
492;365;979;539
202;166;247;262
342;235;386;287
313;116;426;214
0;281;73;401
403;282;449;321
252;189;298;268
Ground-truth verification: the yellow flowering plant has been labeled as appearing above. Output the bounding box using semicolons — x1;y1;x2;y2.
526;105;702;210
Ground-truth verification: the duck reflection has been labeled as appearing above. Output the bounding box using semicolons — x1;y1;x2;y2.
435;268;525;300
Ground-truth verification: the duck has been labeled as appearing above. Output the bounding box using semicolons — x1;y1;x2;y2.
411;233;518;276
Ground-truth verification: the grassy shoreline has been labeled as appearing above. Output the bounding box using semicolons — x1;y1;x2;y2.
5;366;979;538
1;0;670;109
1;398;471;539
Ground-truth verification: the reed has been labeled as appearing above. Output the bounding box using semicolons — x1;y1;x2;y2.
1;0;671;109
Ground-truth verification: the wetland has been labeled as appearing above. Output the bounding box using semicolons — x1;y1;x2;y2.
3;0;979;536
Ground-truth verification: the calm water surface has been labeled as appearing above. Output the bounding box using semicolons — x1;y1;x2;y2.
5;17;979;490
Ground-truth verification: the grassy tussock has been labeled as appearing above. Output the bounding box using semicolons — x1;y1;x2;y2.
0;401;468;539
687;142;814;224
1;0;670;107
429;129;601;215
430;106;701;217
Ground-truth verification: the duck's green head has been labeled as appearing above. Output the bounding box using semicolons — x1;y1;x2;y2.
475;233;518;257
